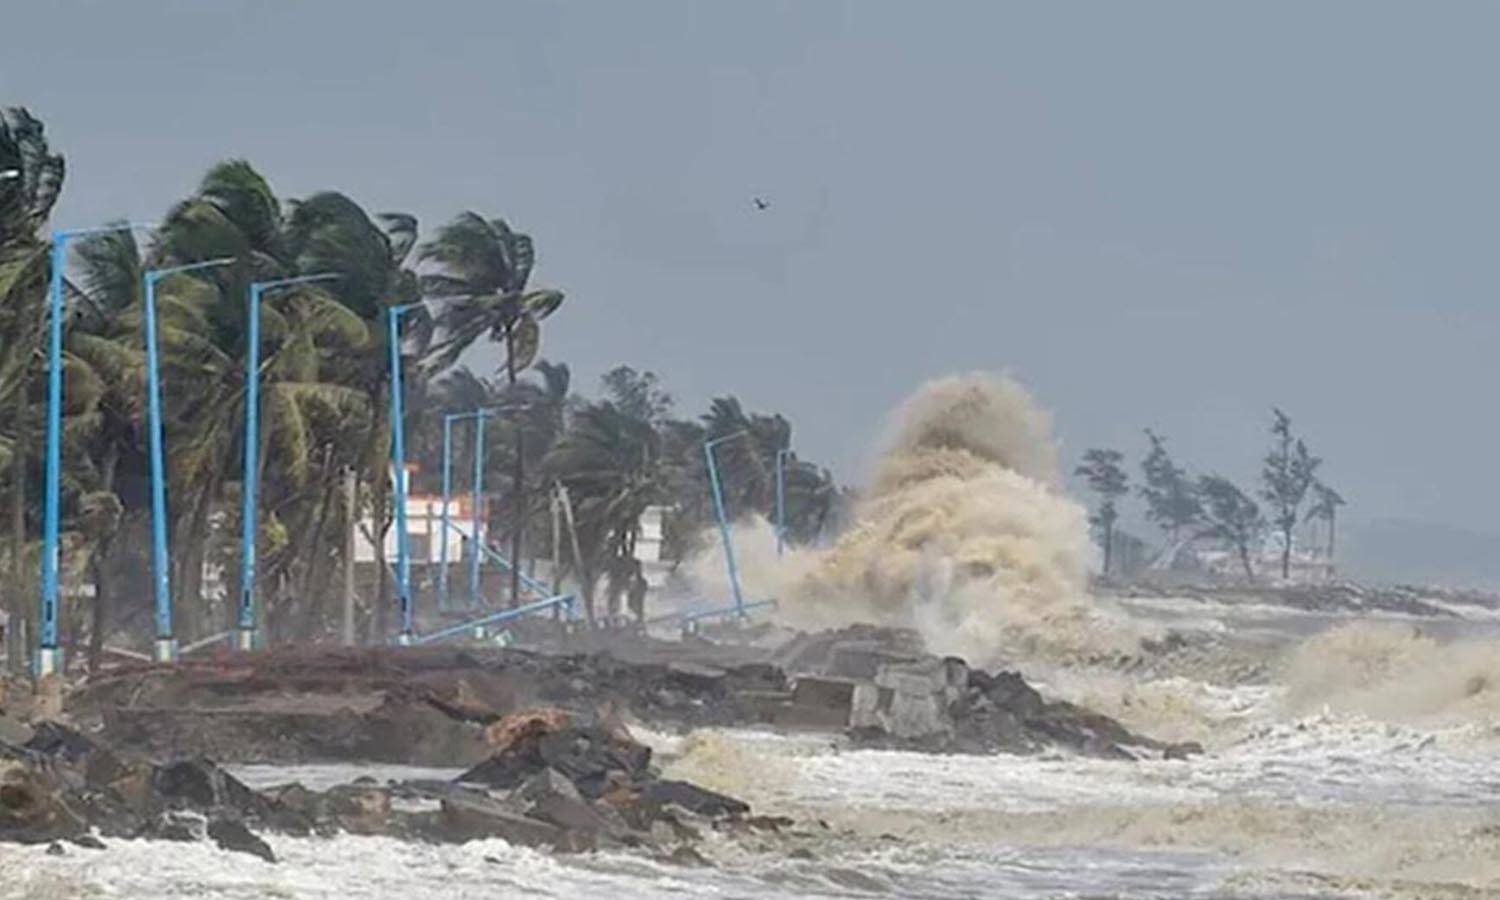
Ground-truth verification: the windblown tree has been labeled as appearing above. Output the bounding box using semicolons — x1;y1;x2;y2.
0;107;66;672
420;213;565;608
1197;475;1264;581
541;399;666;621
701;395;792;516
150;163;403;642
1140;429;1201;546
601;366;672;424
1259;409;1320;579
1304;479;1345;562
1075;448;1129;576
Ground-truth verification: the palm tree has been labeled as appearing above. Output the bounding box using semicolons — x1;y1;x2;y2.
419;213;565;607
542;400;664;621
0;106;65;672
151;165;384;641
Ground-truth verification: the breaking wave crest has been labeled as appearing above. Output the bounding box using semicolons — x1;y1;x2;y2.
1282;622;1500;726
777;373;1140;669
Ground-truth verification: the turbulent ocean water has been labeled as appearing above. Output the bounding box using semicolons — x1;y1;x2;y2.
7;594;1500;899
8;377;1499;898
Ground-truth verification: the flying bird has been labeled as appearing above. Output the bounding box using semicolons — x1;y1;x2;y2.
753;197;769;211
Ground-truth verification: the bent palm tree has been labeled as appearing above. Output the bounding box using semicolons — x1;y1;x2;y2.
420;213;564;606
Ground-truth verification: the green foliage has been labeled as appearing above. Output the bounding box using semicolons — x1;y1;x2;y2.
0;107;845;648
1075;448;1128;574
1139;429;1200;542
1197;474;1264;580
1259;408;1321;578
600;366;673;423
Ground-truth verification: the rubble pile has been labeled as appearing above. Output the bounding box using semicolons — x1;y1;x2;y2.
771;628;1201;758
0;707;762;862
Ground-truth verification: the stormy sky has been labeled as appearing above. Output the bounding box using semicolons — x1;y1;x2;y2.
5;1;1499;582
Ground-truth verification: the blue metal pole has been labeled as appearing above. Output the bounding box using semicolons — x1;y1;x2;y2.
237;283;264;650
469;410;487;608
775;448;789;558
388;307;414;643
37;234;67;674
237;274;337;651
438;414;454;611
37;223;152;676
704;434;747;618
144;258;234;664
144;274;171;654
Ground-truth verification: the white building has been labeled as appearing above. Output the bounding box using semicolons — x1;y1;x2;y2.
633;505;671;588
354;492;487;565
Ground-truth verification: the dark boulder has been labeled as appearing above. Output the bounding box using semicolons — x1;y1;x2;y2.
434;793;571;848
208;817;276;863
639;780;749;820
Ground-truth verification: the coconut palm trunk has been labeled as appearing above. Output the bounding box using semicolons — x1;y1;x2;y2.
7;413;25;675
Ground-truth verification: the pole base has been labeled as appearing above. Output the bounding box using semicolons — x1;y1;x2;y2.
35;646;64;678
492;629;514;648
234;628;257;652
471;625;489;641
153;638;179;664
394;631;414;647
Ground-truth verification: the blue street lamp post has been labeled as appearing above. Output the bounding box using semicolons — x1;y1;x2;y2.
143;258;235;663
436;406;531;615
704;432;751;619
438;413;456;611
36;223;154;677
237;274;338;652
386;298;471;642
469;408;488;609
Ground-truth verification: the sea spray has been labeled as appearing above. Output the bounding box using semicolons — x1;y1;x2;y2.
777;373;1140;668
1282;621;1500;726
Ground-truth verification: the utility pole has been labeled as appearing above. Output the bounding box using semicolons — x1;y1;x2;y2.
556;483;588;623
342;466;358;646
550;486;563;596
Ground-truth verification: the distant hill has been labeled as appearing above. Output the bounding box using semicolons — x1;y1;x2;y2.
1341;518;1500;590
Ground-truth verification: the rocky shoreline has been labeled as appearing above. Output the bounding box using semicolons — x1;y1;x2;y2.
1;626;1199;863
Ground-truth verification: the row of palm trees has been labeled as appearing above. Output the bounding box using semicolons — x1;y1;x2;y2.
0;107;841;670
403;364;845;620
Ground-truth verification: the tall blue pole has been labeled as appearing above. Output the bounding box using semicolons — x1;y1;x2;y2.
237;283;265;650
388;307;414;643
37;236;67;675
238;274;337;651
438;414;454;611
37;224;151;677
144;274;170;655
469;410;487;608
775;448;789;558
143;258;234;663
704;433;748;618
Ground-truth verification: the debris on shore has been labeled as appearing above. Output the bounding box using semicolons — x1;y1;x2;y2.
0;624;1201;861
65;628;1197;765
0;707;758;862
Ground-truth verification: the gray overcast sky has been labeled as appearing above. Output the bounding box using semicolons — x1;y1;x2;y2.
5;1;1500;576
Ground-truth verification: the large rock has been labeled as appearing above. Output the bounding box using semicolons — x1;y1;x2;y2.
435;793;571;848
208;817;276;863
460;709;650;798
639;780;749;820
